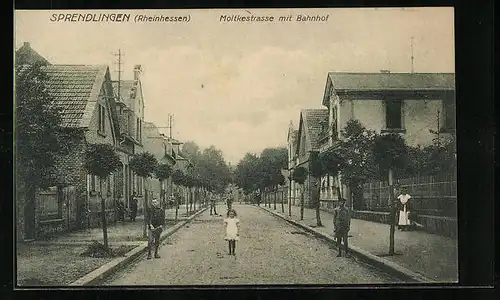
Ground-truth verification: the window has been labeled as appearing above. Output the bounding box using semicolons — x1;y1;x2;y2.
136;176;143;195
107;176;112;195
136;118;142;141
90;175;96;192
442;97;456;131
385;99;403;130
98;104;106;133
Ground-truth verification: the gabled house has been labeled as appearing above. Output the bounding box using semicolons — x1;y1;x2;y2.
44;64;120;230
112;65;146;212
15;42;124;238
318;71;456;206
143;122;177;200
294;109;329;208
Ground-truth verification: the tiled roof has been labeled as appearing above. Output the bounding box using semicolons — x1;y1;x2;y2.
323;72;455;105
301;109;329;150
41;65;108;128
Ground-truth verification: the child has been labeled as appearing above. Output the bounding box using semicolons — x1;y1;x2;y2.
223;209;240;256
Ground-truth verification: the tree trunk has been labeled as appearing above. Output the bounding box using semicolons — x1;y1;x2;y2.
281;189;285;213
143;182;148;239
23;184;37;240
189;188;193;213
185;188;189;215
175;189;179;221
100;178;109;250
300;185;305;220
273;186;277;210
388;168;396;255
288;179;292;217
315;182;323;227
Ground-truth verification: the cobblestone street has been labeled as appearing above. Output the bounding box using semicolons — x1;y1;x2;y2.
103;204;400;285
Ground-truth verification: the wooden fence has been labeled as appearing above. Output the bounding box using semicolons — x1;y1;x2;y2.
361;172;457;217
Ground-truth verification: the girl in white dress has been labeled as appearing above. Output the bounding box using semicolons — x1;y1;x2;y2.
224;209;240;256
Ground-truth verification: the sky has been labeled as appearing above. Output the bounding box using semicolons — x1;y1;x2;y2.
14;8;454;164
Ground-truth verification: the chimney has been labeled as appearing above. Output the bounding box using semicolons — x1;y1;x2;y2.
133;65;142;81
23;42;30;48
380;70;391;74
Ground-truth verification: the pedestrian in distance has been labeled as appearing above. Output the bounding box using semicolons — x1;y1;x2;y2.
117;199;125;222
210;195;217;216
226;195;233;211
130;192;138;222
147;198;165;259
223;208;240;256
333;198;351;257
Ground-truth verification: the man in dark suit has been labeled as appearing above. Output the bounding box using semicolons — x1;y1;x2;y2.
333;198;351;257
147;198;165;259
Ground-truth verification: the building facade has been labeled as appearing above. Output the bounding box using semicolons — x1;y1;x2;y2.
318;71;456;207
292;109;329;209
112;65;146;214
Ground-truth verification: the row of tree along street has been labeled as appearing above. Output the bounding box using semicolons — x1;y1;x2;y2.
233;119;455;256
83;143;232;250
15;62;233;251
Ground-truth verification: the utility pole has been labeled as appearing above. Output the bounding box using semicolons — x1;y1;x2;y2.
113;49;124;100
410;36;415;74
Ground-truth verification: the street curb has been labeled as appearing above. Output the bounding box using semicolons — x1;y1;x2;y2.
69;207;208;286
258;206;434;283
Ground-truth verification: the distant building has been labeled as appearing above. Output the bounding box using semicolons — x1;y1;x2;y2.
293;109;329;208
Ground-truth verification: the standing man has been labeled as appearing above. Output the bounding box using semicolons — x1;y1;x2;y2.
333;198;351;257
210;194;217;216
147;198;165;259
130;192;138;222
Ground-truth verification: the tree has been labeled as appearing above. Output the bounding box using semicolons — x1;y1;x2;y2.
15;62;72;240
259;147;288;209
372;133;407;256
129;152;158;238
309;151;325;227
83;143;122;250
292;166;307;220
171;169;186;221
184;172;195;214
155;164;172;210
335;119;378;209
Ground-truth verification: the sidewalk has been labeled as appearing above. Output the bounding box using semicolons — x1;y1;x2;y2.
261;203;458;283
16;205;205;286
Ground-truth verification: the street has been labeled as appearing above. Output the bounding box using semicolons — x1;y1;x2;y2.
103;204;399;285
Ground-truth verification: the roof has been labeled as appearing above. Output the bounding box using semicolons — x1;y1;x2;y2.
323;72;455;105
297;109;329;152
41;65;109;128
15;42;50;65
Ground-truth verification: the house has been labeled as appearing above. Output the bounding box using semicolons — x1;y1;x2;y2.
112;65;146;214
292;109;329;208
143;121;177;200
318;71;456;207
16;43;123;238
